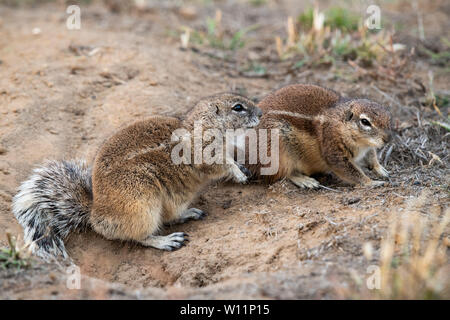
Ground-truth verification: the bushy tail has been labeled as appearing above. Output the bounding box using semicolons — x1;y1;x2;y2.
12;160;92;261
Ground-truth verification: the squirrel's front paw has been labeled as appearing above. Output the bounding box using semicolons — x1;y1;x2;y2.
232;169;248;184
227;162;249;184
365;180;385;188
373;165;389;178
238;164;252;178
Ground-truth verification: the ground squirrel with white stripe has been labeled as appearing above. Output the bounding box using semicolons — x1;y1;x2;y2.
249;84;392;188
12;93;262;260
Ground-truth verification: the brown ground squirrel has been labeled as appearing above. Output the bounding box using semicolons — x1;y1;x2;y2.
13;93;262;260
249;84;392;188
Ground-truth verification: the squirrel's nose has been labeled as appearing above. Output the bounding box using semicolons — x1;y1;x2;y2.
255;107;263;118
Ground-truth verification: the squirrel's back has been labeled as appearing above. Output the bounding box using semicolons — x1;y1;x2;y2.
258;84;341;116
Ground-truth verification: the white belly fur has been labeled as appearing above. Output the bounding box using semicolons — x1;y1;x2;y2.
354;147;371;164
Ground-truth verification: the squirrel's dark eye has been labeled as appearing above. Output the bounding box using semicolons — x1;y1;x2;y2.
360;118;371;127
232;104;245;112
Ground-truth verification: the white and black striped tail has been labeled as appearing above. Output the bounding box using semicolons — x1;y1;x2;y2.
12;160;92;261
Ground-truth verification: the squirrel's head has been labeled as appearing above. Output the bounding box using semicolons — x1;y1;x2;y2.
340;99;392;148
188;93;263;131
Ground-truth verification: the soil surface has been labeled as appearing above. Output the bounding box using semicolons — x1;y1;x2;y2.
0;0;448;299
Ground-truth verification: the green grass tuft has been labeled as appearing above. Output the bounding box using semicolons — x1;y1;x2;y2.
325;7;359;31
298;7;359;32
298;7;314;30
0;233;32;270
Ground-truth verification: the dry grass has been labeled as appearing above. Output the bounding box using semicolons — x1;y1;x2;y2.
179;9;257;51
377;196;449;299
342;192;449;299
0;233;33;270
275;6;395;69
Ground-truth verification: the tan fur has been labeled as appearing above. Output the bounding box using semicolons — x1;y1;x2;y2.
250;84;392;187
89;93;262;249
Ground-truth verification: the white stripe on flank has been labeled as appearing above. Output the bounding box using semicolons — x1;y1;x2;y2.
125;144;167;160
267;110;325;122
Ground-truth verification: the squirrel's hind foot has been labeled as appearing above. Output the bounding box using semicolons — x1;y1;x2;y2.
140;232;189;251
290;174;320;189
169;208;206;225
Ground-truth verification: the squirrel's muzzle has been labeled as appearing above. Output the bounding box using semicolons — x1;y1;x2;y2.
383;130;393;143
254;106;263;118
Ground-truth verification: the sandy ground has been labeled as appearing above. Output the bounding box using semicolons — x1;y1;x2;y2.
0;1;448;299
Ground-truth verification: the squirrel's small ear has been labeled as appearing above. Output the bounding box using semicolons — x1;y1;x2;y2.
215;105;220;115
345;110;353;121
